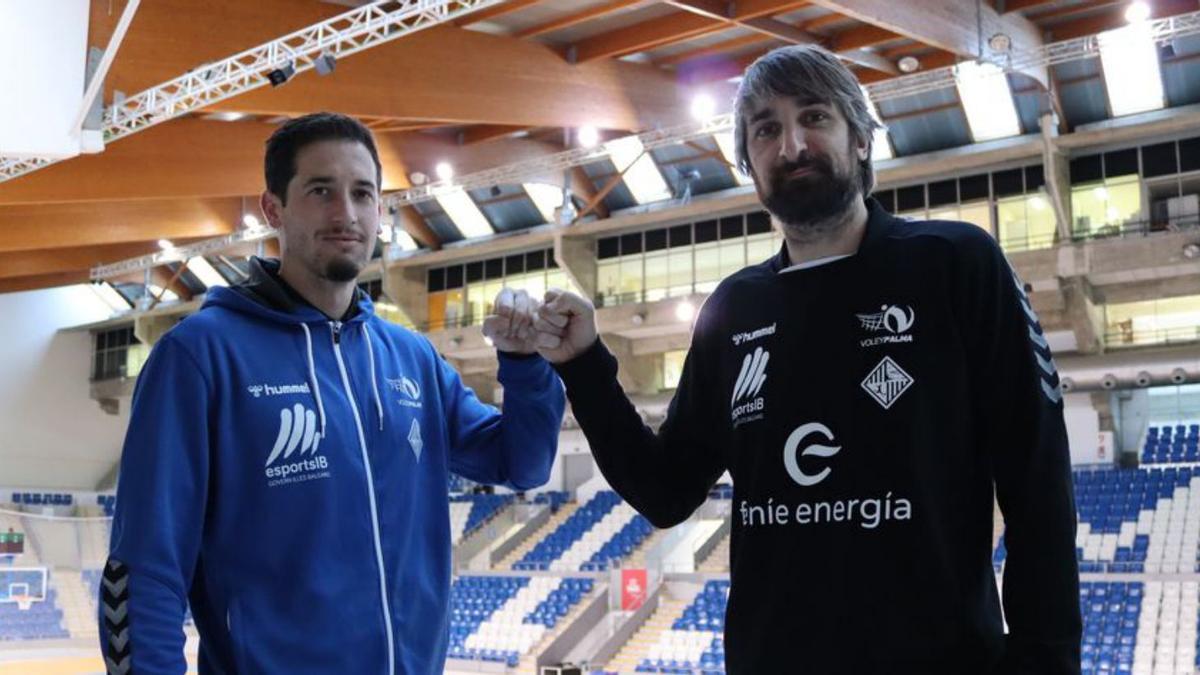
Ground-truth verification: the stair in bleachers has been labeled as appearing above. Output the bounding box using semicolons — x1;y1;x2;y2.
635;580;729;674
515;578;601;674
1142;423;1200;465
697;532;730;574
495;502;580;571
516;492;621;571
446;575;597;669
600;595;688;674
625;526;675;570
52;570;96;639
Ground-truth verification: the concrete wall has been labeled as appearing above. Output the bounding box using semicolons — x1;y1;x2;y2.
0;286;128;489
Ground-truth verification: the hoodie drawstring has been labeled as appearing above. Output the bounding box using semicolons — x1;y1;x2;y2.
299;323;327;438
362;323;385;431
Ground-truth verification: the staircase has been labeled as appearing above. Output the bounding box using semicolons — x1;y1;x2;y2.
697;531;730;573
495;502;580;570
513;584;605;674
51;570;97;640
623;526;673;569
598;595;687;674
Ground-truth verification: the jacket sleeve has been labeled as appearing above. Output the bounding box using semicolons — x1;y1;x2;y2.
552;299;727;528
100;335;210;675
441;350;565;490
958;233;1081;673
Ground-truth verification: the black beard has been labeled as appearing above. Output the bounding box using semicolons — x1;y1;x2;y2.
760;155;859;239
322;257;362;282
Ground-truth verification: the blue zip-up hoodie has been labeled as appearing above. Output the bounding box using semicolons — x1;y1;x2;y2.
100;259;564;674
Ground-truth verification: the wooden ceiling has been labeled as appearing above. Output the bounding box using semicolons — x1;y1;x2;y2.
0;0;1194;294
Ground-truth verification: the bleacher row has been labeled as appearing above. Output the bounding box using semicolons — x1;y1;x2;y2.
1143;424;1200;465
8;493;74;507
638;580;730;674
515;491;655;573
447;575;595;667
993;466;1200;574
449;493;514;545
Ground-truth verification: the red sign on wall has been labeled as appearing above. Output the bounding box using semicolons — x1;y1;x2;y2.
621;568;647;611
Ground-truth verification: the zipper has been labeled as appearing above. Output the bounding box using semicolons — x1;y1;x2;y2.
329;321;395;674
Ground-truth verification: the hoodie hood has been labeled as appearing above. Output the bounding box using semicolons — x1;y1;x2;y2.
204;257;374;325
202;257;384;435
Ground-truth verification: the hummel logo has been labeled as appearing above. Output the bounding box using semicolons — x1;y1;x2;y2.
264;403;330;487
731;323;777;346
731;347;768;427
247;382;311;398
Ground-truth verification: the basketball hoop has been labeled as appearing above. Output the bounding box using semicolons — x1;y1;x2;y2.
13;594;33;611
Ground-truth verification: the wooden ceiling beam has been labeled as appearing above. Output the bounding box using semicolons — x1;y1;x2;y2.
515;0;643;39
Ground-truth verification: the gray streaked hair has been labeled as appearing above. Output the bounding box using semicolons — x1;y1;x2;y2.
733;45;882;196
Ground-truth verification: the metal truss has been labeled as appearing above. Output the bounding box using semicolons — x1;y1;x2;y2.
1;0;504;183
866;10;1200;102
86;10;1200;280
91;228;276;281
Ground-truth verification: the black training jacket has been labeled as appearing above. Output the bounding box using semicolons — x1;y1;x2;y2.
554;198;1081;674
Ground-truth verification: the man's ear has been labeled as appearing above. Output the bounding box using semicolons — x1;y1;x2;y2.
260;191;284;230
855;133;871;162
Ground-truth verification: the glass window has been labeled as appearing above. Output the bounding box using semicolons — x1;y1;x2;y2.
746;233;775;265
663;350;688;390
667;248;693;297
1071;174;1143;237
427;291;447;331
465;282;486;327
597;260;621;307
694;243;720;294
618;255;644;304
718;239;745;278
644;252;669;302
958;200;993;235
1106;294;1200;347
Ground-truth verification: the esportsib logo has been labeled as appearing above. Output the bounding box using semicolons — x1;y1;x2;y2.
264;403;331;487
731;347;768;427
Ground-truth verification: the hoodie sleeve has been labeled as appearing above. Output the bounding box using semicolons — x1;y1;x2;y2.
100;335;210;675
956;231;1081;673
440;350;565;490
551;298;727;528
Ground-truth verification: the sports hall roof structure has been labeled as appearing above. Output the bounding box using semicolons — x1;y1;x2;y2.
2;0;1200;298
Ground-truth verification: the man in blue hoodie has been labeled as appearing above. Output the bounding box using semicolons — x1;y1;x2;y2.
99;112;565;674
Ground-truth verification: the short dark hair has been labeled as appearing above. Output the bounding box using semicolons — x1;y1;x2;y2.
734;45;883;196
263;112;382;204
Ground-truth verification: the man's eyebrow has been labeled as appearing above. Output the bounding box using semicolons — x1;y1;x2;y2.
749;108;776;124
301;176;335;188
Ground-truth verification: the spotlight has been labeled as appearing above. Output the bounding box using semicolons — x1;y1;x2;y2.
410;171;428;186
242;213;261;230
1060;377;1076;392
1170;368;1188;385
577;125;600;148
675;300;696;323
435;162;454;181
1100;374;1119;390
489;185;502;198
1125;1;1151;23
631;312;646;326
157;239;174;251
267;61;295;87
314;52;336;76
898;56;920;73
1182;243;1200;259
988;33;1012;53
690;93;716;122
1135;371;1153;387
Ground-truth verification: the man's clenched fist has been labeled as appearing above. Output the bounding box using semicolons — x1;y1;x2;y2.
533;289;598;364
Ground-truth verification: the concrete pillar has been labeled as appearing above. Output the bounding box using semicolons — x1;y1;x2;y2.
1040;113;1073;243
1061;277;1104;355
384;264;429;329
605;335;661;396
554;233;597;302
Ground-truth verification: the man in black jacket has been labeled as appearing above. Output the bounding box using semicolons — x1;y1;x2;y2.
532;45;1081;674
